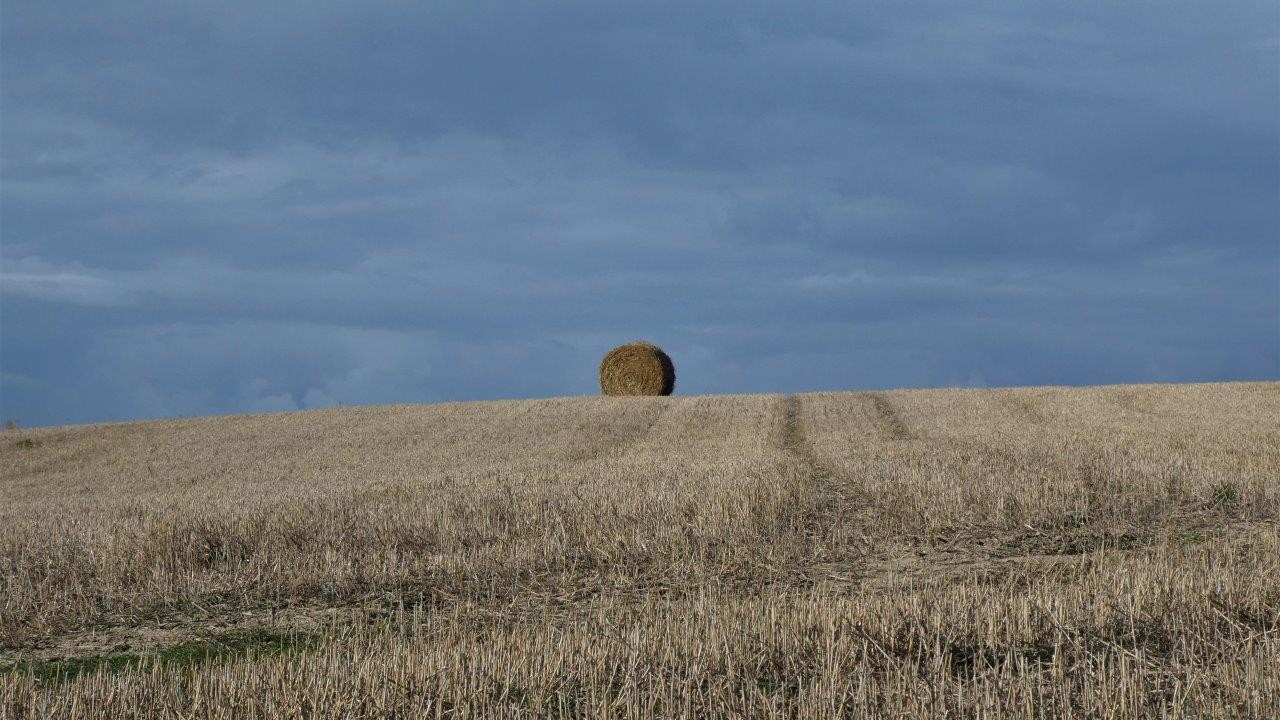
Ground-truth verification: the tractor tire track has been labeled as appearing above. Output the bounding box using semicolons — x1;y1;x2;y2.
866;392;912;441
782;396;836;487
559;399;671;463
781;395;868;573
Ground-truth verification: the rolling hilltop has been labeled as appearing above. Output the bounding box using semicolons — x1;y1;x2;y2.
2;382;1278;718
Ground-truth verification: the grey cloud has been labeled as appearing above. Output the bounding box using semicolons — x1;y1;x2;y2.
1;259;137;307
1;1;1276;426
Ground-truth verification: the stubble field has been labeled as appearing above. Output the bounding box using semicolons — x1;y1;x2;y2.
1;382;1277;718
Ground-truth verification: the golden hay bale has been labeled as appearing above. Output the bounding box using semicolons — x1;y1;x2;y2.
599;341;675;396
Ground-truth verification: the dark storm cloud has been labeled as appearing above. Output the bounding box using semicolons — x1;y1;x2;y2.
2;1;1276;426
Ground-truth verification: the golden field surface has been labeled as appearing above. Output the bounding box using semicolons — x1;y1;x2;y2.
1;382;1277;718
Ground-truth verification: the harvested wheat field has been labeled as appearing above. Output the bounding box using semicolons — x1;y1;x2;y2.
1;382;1278;719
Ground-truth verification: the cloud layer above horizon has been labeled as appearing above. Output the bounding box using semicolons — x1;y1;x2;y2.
3;1;1277;427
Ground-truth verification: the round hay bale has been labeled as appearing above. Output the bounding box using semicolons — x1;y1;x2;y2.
599;341;675;396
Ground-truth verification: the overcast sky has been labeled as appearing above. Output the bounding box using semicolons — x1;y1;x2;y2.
2;1;1277;427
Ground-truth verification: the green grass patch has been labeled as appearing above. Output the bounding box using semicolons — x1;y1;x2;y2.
0;628;316;683
1210;481;1240;508
1173;530;1213;546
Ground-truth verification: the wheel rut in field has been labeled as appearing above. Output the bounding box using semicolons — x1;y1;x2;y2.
782;395;837;484
778;394;1089;588
781;395;867;572
561;400;670;463
606;400;671;458
866;392;911;440
996;391;1051;426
